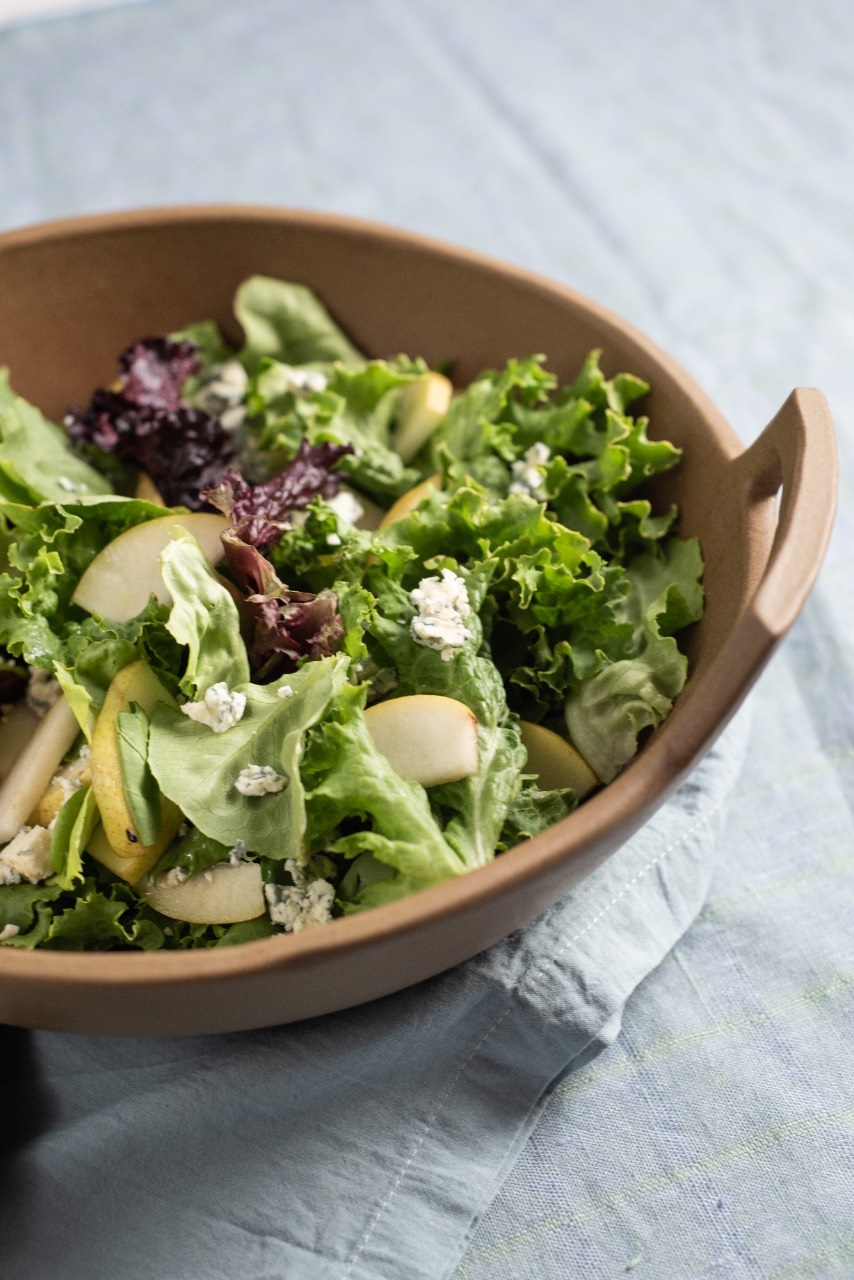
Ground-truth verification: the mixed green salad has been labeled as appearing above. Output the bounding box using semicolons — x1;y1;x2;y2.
0;276;703;951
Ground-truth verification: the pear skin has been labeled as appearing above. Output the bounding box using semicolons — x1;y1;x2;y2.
90;659;183;860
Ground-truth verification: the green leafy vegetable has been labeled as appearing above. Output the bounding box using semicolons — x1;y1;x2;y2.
0;372;113;504
148;656;349;859
236;276;364;372
116;705;162;846
160;533;249;697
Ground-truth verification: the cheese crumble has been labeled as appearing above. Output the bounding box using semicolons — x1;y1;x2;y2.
409;568;473;662
234;764;287;796
508;441;551;499
265;858;335;932
181;682;247;733
0;826;53;885
326;488;365;526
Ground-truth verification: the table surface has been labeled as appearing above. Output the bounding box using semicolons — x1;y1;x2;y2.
0;2;851;1277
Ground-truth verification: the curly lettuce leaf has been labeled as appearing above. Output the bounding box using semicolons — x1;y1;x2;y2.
244;357;424;502
565;537;704;781
302;682;469;898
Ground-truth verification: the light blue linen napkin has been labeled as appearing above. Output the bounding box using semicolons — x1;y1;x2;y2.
0;711;750;1280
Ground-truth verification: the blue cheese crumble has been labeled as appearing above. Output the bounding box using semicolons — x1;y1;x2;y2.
181;682;247;733
508;441;551;499
282;367;328;396
194;360;249;429
264;858;335;932
326;488;365;526
0;825;53;885
410;568;473;661
234;764;287;796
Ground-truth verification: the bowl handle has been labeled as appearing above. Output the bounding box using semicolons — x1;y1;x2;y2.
734;387;837;638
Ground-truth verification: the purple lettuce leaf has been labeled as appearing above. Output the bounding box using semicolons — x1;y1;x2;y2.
222;532;343;680
203;439;354;549
66;337;235;509
117;337;202;410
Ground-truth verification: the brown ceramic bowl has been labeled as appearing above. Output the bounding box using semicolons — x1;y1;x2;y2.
0;207;837;1036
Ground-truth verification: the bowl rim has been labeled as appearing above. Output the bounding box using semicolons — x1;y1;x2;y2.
0;202;746;988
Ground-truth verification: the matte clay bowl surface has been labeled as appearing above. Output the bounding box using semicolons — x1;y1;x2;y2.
0;207;837;1036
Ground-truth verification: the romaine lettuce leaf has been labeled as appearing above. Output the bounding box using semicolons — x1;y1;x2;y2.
115;706;162;847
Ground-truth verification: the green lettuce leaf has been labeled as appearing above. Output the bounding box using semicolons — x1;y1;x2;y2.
50;783;99;889
116;705;162;846
149;825;235;882
160;532;249;697
0;372;113;504
0;880;63;947
148;655;348;859
246;356;423;500
235;276;364;373
565;537;704;781
302;682;468;899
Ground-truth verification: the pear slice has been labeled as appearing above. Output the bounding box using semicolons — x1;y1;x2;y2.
134;471;166;506
141;861;265;924
379;473;442;529
90;659;182;860
0;696;80;844
72;512;229;623
27;751;92;828
519;720;599;797
0;701;41;783
364;694;478;787
394;372;453;463
87;822;165;886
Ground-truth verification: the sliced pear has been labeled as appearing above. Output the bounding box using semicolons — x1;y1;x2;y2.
394;372;453;463
90;659;182;860
0;701;40;782
86;822;165;885
134;471;166;506
27;752;92;828
519;720;599;797
364;693;478;787
72;512;229;623
141;861;265;924
378;473;442;529
0;696;79;844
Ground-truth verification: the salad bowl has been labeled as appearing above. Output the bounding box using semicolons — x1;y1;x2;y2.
0;206;837;1036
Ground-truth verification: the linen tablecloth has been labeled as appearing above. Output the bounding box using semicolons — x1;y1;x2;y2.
0;2;851;1277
